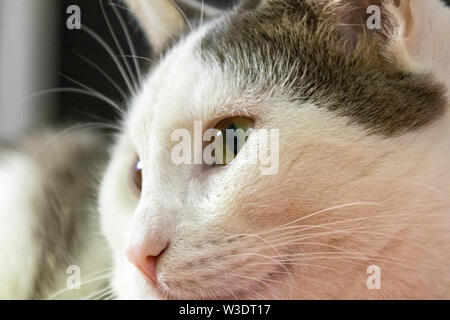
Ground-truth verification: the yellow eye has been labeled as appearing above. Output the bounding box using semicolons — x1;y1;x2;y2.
132;156;142;195
213;117;254;165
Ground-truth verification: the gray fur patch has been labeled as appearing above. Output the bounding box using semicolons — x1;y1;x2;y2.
200;0;447;136
17;132;108;299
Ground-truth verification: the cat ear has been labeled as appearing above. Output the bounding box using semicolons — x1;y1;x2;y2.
124;0;224;52
335;0;450;75
385;0;450;79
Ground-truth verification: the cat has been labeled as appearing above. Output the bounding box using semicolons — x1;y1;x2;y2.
0;131;110;299
1;0;450;300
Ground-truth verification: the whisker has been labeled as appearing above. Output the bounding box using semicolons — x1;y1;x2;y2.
25;87;124;116
109;0;143;86
100;0;139;92
73;109;122;129
108;2;133;14
261;223;445;258
255;211;446;244
246;241;368;260
272;255;426;274
59;73;124;115
46;272;113;300
225;252;295;282
101;292;116;300
81;25;135;95
83;268;115;281
169;0;193;32
118;55;156;64
222;233;282;257
260;202;379;235
73;50;128;101
247;260;361;281
81;286;114;300
226;272;318;300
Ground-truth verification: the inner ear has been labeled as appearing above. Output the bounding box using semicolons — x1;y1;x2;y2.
124;0;225;53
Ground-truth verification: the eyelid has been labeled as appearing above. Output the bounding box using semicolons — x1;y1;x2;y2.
205;110;257;131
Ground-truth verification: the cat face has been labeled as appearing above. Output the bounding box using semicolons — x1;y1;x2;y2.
99;0;450;299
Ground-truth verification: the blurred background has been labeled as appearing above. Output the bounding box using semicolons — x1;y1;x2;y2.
0;0;236;141
0;0;448;141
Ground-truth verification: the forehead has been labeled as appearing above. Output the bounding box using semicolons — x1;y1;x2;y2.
127;0;446;142
125;30;254;149
200;0;446;136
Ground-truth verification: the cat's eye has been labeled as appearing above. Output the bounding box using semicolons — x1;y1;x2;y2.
212;117;254;166
132;157;143;195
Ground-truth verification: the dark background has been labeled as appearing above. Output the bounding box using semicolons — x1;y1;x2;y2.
56;0;237;127
55;0;450;128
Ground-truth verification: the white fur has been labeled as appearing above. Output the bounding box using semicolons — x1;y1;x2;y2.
98;0;450;299
0;152;41;299
0;149;111;300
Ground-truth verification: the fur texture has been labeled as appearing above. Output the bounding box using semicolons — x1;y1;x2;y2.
1;0;449;300
98;0;450;299
0;132;110;299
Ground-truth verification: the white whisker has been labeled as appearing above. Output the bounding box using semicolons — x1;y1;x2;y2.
73;50;128;100
169;0;193;32
81;25;136;94
100;0;139;92
109;0;143;86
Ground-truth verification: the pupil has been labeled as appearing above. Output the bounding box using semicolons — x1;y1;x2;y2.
224;123;239;156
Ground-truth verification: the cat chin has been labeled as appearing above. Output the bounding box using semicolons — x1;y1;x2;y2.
114;264;286;300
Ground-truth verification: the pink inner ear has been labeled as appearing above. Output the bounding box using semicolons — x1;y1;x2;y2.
397;0;414;38
387;0;450;89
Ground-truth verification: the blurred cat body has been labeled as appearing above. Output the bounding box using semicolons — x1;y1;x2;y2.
0;132;109;299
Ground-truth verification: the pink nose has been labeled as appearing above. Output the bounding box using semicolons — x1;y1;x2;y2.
126;245;167;285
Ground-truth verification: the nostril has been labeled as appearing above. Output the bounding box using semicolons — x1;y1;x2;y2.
126;244;169;286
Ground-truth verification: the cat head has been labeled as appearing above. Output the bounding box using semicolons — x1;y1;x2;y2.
99;0;450;299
